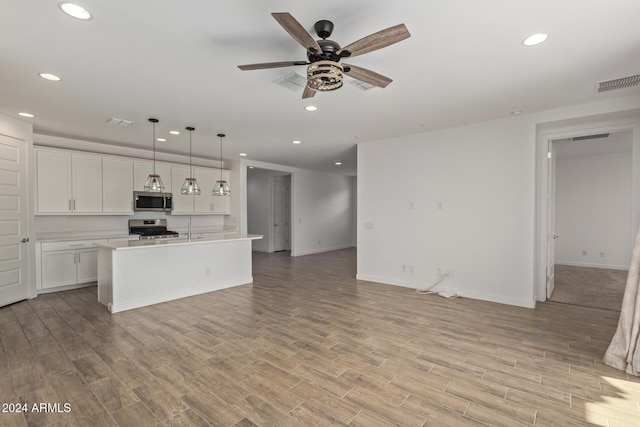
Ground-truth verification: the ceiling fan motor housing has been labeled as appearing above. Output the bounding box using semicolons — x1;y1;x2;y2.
308;39;343;62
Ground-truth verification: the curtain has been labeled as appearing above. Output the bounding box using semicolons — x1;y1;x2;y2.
603;224;640;375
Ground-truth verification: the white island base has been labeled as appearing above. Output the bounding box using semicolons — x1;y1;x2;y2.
97;234;262;313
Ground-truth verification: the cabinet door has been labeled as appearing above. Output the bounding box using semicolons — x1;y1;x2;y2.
36;150;72;213
134;161;172;192
72;155;102;213
211;169;231;214
77;248;98;283
103;158;133;213
193;166;214;213
170;165;194;214
41;250;77;288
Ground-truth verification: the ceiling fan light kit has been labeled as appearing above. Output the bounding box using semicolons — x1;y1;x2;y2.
307;61;343;91
238;12;410;98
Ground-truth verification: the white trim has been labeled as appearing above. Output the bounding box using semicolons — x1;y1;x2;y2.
295;244;354;257
555;261;628;271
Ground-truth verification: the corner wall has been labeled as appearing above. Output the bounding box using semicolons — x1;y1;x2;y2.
357;95;640;308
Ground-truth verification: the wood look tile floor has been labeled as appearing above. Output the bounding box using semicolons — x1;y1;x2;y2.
1;248;639;426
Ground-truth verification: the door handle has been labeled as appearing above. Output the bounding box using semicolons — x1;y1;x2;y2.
21;237;30;243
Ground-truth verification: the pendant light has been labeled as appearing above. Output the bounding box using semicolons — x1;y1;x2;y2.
181;126;201;195
144;118;165;192
212;133;231;196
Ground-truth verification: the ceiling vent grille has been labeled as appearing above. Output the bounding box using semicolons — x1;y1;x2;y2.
572;133;610;141
597;74;640;93
105;117;134;126
273;71;307;92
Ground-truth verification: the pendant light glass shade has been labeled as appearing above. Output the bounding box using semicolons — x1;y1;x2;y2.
213;133;231;196
181;177;201;195
144;118;165;192
181;126;201;195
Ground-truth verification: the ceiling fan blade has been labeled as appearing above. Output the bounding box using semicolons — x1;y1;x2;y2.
337;23;410;58
302;85;316;99
238;61;308;71
343;64;392;88
272;13;323;54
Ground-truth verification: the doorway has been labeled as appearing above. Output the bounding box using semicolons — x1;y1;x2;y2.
548;131;632;310
0;121;33;308
536;119;640;307
247;167;292;253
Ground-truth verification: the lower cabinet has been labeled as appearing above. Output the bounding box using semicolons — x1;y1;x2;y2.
38;240;106;290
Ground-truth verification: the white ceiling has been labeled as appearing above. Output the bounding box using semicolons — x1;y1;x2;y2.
2;0;640;176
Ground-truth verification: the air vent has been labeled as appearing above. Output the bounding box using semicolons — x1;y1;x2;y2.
597;74;640;93
105;117;134;127
273;71;307;92
572;133;610;141
350;79;376;91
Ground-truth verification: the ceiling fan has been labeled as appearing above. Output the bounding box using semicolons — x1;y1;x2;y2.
238;13;411;98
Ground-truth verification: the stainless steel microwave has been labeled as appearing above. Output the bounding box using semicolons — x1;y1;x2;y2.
133;191;173;212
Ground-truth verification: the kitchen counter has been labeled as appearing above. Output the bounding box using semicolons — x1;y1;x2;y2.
100;233;261;250
35;225;238;243
97;234;263;313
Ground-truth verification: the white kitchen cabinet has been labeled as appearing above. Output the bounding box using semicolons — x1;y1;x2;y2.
193;166;214;214
36;149;102;214
39;240;105;290
134;161;172;192
170;165;230;215
103;158;134;214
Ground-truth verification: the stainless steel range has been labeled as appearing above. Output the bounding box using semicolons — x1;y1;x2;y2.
129;219;179;239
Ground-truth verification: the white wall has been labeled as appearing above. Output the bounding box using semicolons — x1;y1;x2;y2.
239;159;355;257
555;146;632;269
358;95;640;308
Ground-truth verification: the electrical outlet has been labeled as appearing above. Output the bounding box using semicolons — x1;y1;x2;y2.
582;250;587;256
408;265;414;273
437;268;453;277
402;264;406;272
600;251;605;258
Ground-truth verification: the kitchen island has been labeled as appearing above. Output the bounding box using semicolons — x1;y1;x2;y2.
96;234;262;313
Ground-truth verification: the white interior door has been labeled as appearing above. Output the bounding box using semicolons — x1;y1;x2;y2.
546;140;557;299
0;133;30;307
271;175;290;252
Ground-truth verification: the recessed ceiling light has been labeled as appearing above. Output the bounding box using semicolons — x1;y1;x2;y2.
156;138;166;142
58;2;92;20
18;112;35;118
304;106;317;111
39;73;62;81
169;130;180;135
292;140;302;144
239;153;247;157
522;33;548;46
334;161;342;166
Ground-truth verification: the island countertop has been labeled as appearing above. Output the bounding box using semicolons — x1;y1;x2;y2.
98;233;263;250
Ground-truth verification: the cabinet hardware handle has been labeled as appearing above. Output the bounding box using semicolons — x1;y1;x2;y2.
73;199;76;210
69;244;84;247
21;237;30;243
69;199;72;211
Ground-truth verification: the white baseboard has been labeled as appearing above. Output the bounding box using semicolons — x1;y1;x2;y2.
355;274;536;309
293;245;355;257
555;261;628;270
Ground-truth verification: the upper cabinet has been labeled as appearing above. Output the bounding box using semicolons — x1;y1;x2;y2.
35;147;230;215
36;149;102;214
102;158;133;214
169;166;231;215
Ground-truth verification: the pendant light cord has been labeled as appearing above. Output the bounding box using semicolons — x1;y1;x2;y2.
217;133;225;180
152;121;156;175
